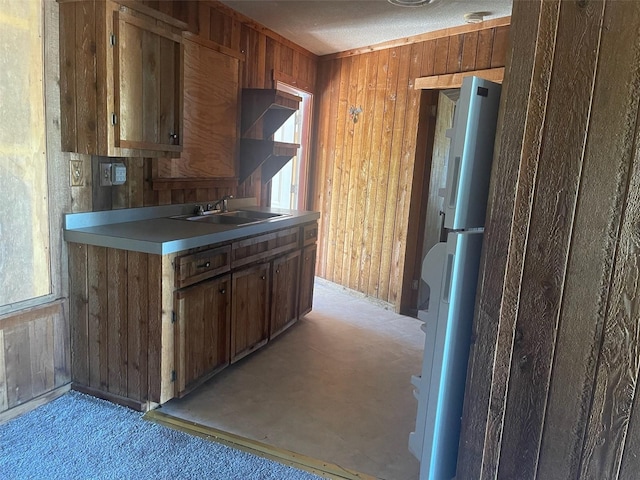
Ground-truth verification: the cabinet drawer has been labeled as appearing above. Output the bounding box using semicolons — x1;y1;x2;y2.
231;227;300;268
175;245;231;288
302;222;318;246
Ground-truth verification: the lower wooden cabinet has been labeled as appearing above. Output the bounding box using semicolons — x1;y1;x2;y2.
69;220;317;411
174;274;231;396
271;250;301;339
299;244;317;317
231;262;270;363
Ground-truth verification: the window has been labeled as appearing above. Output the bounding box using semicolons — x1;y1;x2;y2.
0;1;51;308
270;83;312;210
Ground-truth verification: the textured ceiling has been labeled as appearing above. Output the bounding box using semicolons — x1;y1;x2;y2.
221;0;513;56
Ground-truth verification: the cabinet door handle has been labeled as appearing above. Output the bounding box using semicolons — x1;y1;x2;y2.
261;275;266;280
275;269;280;274
197;261;211;268
219;288;226;294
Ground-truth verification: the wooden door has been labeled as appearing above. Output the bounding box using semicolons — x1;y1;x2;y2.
231;263;270;363
270;250;301;339
174;275;231;396
113;10;183;153
299;244;316;317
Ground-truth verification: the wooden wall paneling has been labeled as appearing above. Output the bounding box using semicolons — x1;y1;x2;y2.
127;252;149;402
107;248;128;397
0;331;6;411
69;243;89;386
461;31;479;71
455;4;538;478
378;45;412;302
59;2;77;152
334;54;361;286
127;158;145;207
391;42;424;307
581;78;640;480
496;1;604;477
446;34;463;73
143;160;158;206
433;37;450;75
280;45;294;77
476;28;495;70
345;52;377;290
366;48;401;298
313;60;339;278
146;254;162;403
75;0;98;154
491;25;510;68
53;302;71;388
28;315;55;398
325;57;352;283
583;165;640;475
538;1;640;477
4;323;32;408
420;39;436;77
87;245;108;390
357;49;390;292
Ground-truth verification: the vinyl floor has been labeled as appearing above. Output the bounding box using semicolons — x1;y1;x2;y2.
160;279;423;480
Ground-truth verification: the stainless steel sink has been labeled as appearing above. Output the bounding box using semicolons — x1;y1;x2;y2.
186;214;256;225
225;210;285;219
170;209;288;226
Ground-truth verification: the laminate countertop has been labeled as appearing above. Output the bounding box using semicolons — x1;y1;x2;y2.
64;204;320;255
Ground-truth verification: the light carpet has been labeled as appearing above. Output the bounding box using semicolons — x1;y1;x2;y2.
0;391;323;480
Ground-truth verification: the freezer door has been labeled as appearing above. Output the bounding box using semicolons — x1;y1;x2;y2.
419;231;484;480
444;76;502;230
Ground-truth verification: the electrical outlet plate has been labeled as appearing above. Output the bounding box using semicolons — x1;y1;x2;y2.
100;163;113;186
70;159;84;187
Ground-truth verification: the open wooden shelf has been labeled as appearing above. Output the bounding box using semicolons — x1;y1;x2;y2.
241;89;302;137
239;139;299;184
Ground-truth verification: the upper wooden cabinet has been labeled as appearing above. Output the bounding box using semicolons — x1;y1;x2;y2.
59;0;186;157
155;35;243;179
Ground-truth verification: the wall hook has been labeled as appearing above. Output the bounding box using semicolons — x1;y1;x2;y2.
349;105;363;123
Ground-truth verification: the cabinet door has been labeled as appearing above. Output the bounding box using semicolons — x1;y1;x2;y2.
231;263;270;363
114;10;183;153
161;36;240;179
299;244;317;317
175;275;231;396
270;250;301;339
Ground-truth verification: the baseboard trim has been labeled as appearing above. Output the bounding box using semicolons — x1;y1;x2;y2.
144;409;378;480
0;384;71;425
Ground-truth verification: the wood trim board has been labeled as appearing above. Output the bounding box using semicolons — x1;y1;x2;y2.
415;67;505;89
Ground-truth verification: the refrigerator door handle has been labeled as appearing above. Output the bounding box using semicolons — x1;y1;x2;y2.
448;156;461;209
442;253;454;304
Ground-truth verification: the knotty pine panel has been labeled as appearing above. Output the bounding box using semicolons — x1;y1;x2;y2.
312;23;509;309
456;1;640;479
0;302;69;414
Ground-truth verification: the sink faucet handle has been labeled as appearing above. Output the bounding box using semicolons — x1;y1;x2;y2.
194;204;205;215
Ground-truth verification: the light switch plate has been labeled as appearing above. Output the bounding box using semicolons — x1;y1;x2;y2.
70;160;84;187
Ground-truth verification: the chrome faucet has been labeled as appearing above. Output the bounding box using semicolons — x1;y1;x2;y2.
212;195;234;213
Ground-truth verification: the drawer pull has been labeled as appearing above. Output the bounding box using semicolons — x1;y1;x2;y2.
197;261;211;269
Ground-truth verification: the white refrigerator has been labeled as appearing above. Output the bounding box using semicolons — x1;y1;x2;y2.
409;76;502;480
